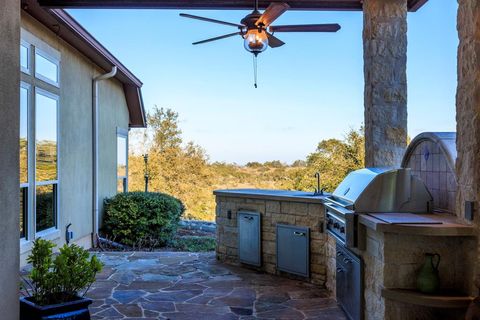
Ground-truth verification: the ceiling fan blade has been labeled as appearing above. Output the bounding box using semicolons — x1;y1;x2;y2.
180;13;244;28
192;32;242;45
269;24;341;33
267;32;285;48
256;2;290;27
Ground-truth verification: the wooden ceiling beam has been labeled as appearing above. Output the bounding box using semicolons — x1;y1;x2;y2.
36;0;427;12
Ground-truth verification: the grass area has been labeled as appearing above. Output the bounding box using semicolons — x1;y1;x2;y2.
169;236;216;252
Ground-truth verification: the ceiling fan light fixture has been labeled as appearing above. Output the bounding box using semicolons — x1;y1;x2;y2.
243;29;268;54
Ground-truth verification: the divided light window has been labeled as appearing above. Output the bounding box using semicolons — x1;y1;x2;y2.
117;132;128;193
19;31;60;239
35;49;60;87
20;41;30;74
35;90;58;232
20;84;29;238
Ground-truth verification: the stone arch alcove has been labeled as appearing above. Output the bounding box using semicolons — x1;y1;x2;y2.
401;132;457;214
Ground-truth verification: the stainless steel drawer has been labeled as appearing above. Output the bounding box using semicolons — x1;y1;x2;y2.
336;243;363;320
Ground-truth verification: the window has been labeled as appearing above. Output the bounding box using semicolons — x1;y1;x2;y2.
117;131;128;193
19;33;60;239
36;184;57;232
35;49;59;86
35;90;58;232
35;90;58;181
20;41;30;74
20;84;29;238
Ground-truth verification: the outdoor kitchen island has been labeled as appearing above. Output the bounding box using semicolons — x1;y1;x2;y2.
215;189;477;320
325;212;477;320
214;189;330;286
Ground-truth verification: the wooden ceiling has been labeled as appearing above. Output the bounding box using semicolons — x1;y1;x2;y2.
37;0;428;12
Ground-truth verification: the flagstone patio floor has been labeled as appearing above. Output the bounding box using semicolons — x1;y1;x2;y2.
87;251;346;320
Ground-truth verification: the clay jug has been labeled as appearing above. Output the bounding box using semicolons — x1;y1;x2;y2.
416;253;441;294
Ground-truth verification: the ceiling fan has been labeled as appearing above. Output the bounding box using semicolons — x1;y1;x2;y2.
180;0;341;87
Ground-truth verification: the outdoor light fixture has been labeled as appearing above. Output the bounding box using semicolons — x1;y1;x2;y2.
243;29;268;54
243;28;268;88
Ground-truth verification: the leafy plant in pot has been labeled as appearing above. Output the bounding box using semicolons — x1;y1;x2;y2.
20;239;103;320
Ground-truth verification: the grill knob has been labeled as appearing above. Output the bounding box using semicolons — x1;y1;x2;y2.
333;222;339;228
340;226;345;233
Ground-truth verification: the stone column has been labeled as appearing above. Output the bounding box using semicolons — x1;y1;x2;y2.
0;0;20;319
456;0;480;222
456;0;480;295
363;0;408;167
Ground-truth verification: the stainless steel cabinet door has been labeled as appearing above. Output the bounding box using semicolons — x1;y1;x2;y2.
238;211;261;266
276;224;310;277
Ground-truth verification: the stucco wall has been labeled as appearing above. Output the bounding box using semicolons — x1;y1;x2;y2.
19;12;130;264
0;0;20;319
97;77;130;227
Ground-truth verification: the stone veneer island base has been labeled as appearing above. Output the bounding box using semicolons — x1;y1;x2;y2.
214;189;328;286
326;213;477;320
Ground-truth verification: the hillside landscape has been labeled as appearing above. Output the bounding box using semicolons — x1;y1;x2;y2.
128;107;364;221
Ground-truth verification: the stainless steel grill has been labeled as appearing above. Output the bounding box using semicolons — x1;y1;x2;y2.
324;167;432;248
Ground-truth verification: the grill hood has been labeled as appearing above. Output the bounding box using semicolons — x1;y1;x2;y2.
327;168;432;213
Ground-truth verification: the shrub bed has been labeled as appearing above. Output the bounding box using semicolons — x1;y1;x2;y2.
103;192;184;247
170;236;216;252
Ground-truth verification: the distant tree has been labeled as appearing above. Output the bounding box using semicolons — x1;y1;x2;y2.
291;160;306;167
283;127;364;192
148;106;182;152
245;162;262;168
128;107;214;221
263;160;285;168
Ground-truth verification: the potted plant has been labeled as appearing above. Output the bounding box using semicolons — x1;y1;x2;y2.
20;238;103;320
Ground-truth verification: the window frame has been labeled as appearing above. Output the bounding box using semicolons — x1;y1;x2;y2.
34;87;60;236
19;82;31;240
116;128;129;193
34;47;60;88
20;40;31;75
19;30;62;243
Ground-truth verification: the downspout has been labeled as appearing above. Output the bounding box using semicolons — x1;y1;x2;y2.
92;66;117;246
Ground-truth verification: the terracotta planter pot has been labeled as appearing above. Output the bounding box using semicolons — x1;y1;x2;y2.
20;295;92;320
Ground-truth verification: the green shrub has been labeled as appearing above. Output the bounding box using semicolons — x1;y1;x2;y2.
24;238;103;305
103;192;185;246
170;236;216;252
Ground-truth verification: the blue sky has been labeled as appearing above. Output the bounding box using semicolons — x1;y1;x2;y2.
69;0;458;164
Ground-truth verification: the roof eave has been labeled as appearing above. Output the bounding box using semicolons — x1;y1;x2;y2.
22;0;146;127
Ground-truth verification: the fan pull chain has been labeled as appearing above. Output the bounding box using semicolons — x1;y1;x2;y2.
253;54;258;88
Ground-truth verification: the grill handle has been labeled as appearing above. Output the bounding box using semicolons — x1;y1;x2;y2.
293;231;306;237
243;216;254;221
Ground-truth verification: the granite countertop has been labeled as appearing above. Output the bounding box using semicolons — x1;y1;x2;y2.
213;188;331;204
359;213;476;237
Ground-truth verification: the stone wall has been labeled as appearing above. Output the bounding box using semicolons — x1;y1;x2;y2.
326;226;476;320
363;0;408;167
215;196;326;286
456;0;480;300
456;0;480;222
